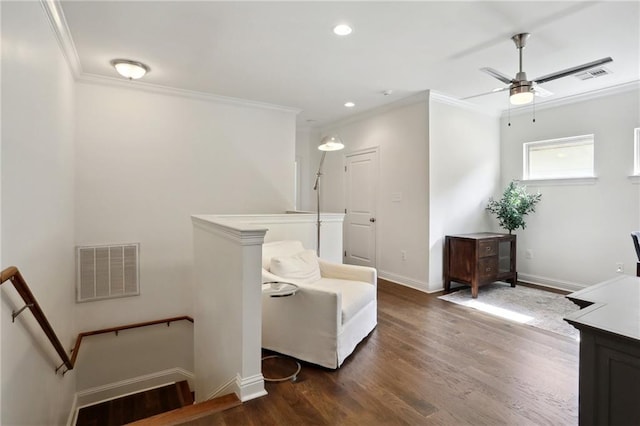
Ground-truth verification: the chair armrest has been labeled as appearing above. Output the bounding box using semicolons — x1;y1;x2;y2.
318;260;377;286
262;269;309;286
262;281;342;336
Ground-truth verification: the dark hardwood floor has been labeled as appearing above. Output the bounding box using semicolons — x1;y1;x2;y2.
76;381;193;426
185;279;579;425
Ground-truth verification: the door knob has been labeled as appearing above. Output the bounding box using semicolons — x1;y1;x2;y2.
369;218;376;223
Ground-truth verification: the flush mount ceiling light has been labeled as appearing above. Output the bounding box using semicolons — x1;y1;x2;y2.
333;24;352;36
110;59;150;80
344;102;355;108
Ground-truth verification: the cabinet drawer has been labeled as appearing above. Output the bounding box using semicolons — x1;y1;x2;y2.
478;257;498;280
478;240;497;258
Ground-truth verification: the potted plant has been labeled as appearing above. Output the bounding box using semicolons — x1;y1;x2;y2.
486;180;542;234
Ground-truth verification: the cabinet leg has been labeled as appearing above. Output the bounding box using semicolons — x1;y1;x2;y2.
471;285;478;299
444;278;451;293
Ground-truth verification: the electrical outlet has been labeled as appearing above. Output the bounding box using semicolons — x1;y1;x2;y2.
525;249;533;260
616;262;624;273
401;250;407;261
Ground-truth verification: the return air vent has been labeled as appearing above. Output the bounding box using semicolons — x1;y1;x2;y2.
76;243;140;302
574;67;612;80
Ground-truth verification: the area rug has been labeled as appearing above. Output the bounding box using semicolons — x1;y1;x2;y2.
438;282;580;340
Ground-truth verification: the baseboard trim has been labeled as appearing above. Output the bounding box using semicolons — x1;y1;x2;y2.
66;393;78;426
204;376;237;402
377;270;429;292
517;273;587;292
75;367;195;409
235;373;267;402
204;373;266;403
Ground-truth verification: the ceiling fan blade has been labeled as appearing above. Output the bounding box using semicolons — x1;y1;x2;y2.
462;86;509;100
532;85;553;98
480;67;513;85
533;57;613;84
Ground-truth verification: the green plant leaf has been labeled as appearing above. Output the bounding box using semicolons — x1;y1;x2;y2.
486;180;542;233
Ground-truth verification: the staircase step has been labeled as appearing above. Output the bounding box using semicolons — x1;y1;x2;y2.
125;393;241;426
175;380;194;407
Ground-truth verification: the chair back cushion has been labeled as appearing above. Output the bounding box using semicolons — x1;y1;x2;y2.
270;249;321;284
262;240;306;270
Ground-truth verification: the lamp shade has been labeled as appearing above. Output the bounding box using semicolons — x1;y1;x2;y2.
110;59;150;80
318;135;344;151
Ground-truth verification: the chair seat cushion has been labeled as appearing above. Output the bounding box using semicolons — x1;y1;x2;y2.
313;278;375;324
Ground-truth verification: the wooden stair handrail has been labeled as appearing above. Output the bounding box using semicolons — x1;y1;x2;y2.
1;266;194;375
1;266;73;372
70;316;194;366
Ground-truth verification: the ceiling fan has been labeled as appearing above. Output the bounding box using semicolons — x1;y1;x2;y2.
467;33;613;105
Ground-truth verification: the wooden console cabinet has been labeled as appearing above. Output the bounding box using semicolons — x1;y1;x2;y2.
443;233;517;298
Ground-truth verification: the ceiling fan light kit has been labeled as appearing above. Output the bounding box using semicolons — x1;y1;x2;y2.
510;82;534;105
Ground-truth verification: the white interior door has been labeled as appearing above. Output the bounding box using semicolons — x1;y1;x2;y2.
345;149;377;268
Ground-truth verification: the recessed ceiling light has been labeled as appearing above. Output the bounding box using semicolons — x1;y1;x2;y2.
344;102;355;108
333;24;353;36
110;59;150;80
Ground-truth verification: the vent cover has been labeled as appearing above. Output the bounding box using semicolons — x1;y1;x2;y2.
575;67;612;80
76;243;140;302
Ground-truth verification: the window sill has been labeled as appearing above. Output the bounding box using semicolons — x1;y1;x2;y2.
517;177;598;186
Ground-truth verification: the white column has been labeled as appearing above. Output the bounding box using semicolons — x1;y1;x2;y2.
191;216;267;402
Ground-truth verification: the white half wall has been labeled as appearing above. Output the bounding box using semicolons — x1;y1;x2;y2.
74;81;298;331
1;2;77;424
211;213;345;263
428;94;501;292
500;87;640;288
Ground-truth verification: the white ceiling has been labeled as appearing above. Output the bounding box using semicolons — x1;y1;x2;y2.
60;1;640;126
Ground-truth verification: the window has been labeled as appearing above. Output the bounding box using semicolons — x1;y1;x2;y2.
523;134;594;180
634;128;640;175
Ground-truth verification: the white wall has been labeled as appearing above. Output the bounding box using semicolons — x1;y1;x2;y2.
500;87;640;289
320;94;430;289
295;126;321;212
312;92;501;292
428;96;501;291
1;2;77;424
74;82;297;331
74;320;194;404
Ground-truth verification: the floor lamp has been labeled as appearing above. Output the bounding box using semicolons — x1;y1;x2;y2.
313;135;345;256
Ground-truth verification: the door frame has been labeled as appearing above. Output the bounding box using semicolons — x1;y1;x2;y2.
343;146;379;267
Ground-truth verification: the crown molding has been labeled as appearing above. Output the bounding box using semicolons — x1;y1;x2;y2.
40;0;82;77
429;90;501;117
322;91;430;131
40;0;300;114
503;80;640;118
77;73;301;114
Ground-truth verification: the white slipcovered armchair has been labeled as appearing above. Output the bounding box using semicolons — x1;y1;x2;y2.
261;240;377;369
